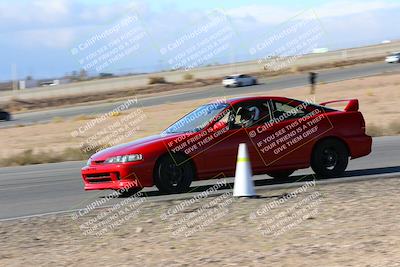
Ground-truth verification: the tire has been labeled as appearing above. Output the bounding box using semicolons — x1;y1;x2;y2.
311;138;349;178
118;187;142;198
237;82;242;87
253;79;257;85
5;113;10;121
266;170;295;179
154;153;194;194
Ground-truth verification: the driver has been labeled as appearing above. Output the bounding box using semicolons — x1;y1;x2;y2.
237;106;260;127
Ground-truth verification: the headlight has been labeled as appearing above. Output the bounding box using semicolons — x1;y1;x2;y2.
86;158;92;166
104;154;143;164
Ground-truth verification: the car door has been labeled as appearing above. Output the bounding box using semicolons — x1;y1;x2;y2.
197;101;269;177
241;75;252;86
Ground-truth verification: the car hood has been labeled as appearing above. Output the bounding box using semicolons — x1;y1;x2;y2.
90;133;178;160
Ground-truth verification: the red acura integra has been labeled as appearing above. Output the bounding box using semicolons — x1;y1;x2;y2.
82;96;372;195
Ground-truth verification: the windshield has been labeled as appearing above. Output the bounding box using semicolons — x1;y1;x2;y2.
163;103;228;134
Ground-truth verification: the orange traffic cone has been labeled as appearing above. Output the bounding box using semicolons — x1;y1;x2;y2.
233;143;257;197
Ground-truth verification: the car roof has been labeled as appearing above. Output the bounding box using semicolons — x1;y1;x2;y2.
222;96;292;105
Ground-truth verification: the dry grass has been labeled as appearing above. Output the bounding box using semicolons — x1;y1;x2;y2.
295;56;384;72
0;143;109;167
0;148;87;167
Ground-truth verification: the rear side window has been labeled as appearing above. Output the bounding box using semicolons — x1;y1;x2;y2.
271;101;308;120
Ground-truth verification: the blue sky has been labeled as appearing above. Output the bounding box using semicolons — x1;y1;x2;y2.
0;0;399;81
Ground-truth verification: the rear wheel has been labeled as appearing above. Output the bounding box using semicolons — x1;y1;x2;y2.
267;170;295;179
154;154;194;194
311;139;349;178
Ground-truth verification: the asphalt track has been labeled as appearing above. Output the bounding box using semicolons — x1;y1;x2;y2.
1;62;400;128
0;136;399;221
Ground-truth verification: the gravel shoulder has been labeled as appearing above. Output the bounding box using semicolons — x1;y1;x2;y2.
1;177;400;266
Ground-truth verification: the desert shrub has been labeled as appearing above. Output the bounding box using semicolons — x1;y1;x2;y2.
73;114;96;121
52;117;64;123
366;89;375;96
366;123;385;137
148;76;166;84
388;120;400;135
183;73;194;80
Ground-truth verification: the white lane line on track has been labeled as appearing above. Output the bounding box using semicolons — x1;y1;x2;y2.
0;209;85;222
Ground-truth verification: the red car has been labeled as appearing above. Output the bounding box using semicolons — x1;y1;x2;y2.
82;96;372;195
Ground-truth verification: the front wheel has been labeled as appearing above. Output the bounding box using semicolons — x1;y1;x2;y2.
311;139;349;178
154;154;194;194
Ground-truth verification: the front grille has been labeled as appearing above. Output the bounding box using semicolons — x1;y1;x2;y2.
86;173;112;183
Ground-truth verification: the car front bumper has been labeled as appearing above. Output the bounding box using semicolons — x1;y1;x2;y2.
81;161;153;191
222;80;237;86
385;57;399;63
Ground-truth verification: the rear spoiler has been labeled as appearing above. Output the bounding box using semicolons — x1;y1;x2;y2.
319;99;359;112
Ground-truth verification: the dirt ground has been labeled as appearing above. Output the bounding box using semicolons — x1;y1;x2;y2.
0;72;399;161
1;177;399;266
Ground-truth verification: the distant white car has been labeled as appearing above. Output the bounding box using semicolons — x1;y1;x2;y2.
385;52;400;63
222;74;257;87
